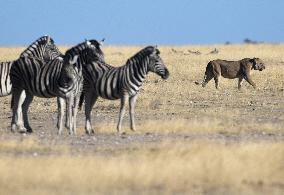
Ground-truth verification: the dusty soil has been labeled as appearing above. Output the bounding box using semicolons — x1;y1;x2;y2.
0;107;283;157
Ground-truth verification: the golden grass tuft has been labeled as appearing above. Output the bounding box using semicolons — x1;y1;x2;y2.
0;140;283;194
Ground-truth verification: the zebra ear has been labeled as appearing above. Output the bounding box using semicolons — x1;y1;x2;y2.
46;36;50;43
86;40;91;46
69;55;79;65
99;38;105;46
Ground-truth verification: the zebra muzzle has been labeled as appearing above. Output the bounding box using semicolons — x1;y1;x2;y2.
161;69;169;80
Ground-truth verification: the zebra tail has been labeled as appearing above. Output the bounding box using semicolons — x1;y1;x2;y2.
78;92;85;111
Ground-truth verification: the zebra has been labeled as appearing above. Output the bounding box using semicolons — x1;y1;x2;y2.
0;35;62;97
19;35;62;62
79;45;169;134
10;39;104;135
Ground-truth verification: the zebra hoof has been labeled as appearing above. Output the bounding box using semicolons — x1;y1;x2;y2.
85;129;94;135
117;131;125;136
130;127;137;132
26;127;33;133
18;127;27;134
11;124;17;133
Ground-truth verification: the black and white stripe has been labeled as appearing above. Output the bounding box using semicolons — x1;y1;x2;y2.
20;35;62;62
10;40;104;135
0;61;13;96
0;35;62;97
80;46;169;134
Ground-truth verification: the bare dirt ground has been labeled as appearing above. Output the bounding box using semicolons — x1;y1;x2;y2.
0;109;284;155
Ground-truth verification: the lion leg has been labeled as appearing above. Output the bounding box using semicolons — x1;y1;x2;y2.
238;77;244;90
244;75;256;89
214;75;220;89
212;63;221;89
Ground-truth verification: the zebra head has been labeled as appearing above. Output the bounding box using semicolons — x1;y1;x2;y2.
58;54;80;93
84;39;105;63
42;37;62;62
147;46;169;80
20;35;62;62
59;39;104;92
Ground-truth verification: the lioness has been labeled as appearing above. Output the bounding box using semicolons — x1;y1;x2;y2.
195;58;265;89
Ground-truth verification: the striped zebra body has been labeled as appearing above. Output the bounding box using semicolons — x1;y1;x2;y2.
10;40;104;135
0;61;14;96
81;46;169;134
11;57;64;98
0;35;62;97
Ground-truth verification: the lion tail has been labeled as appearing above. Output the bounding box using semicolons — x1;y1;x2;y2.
194;81;201;85
195;74;208;87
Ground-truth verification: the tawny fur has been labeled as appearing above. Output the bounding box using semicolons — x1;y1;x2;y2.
195;58;265;89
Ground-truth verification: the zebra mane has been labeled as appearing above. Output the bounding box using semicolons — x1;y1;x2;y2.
64;40;105;64
65;39;102;56
64;42;90;57
126;46;157;65
63;41;91;64
20;35;52;57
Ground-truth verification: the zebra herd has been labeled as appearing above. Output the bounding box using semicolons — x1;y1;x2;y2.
0;35;169;135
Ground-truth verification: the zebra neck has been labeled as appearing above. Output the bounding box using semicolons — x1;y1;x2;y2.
127;57;149;83
22;45;45;59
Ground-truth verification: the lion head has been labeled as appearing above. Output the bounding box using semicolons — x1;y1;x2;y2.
251;58;265;71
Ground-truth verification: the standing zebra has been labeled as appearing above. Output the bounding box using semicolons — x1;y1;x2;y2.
0;35;62;97
10;39;104;135
79;46;169;134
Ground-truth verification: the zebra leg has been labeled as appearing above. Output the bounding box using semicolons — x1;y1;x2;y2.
11;90;26;133
56;98;70;129
72;95;80;135
84;91;98;135
57;97;65;135
65;102;70;129
11;89;22;132
22;92;34;133
67;97;74;135
56;98;61;129
117;94;128;133
129;94;138;131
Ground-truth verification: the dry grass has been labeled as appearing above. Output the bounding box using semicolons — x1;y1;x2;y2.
0;140;283;195
0;44;284;194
